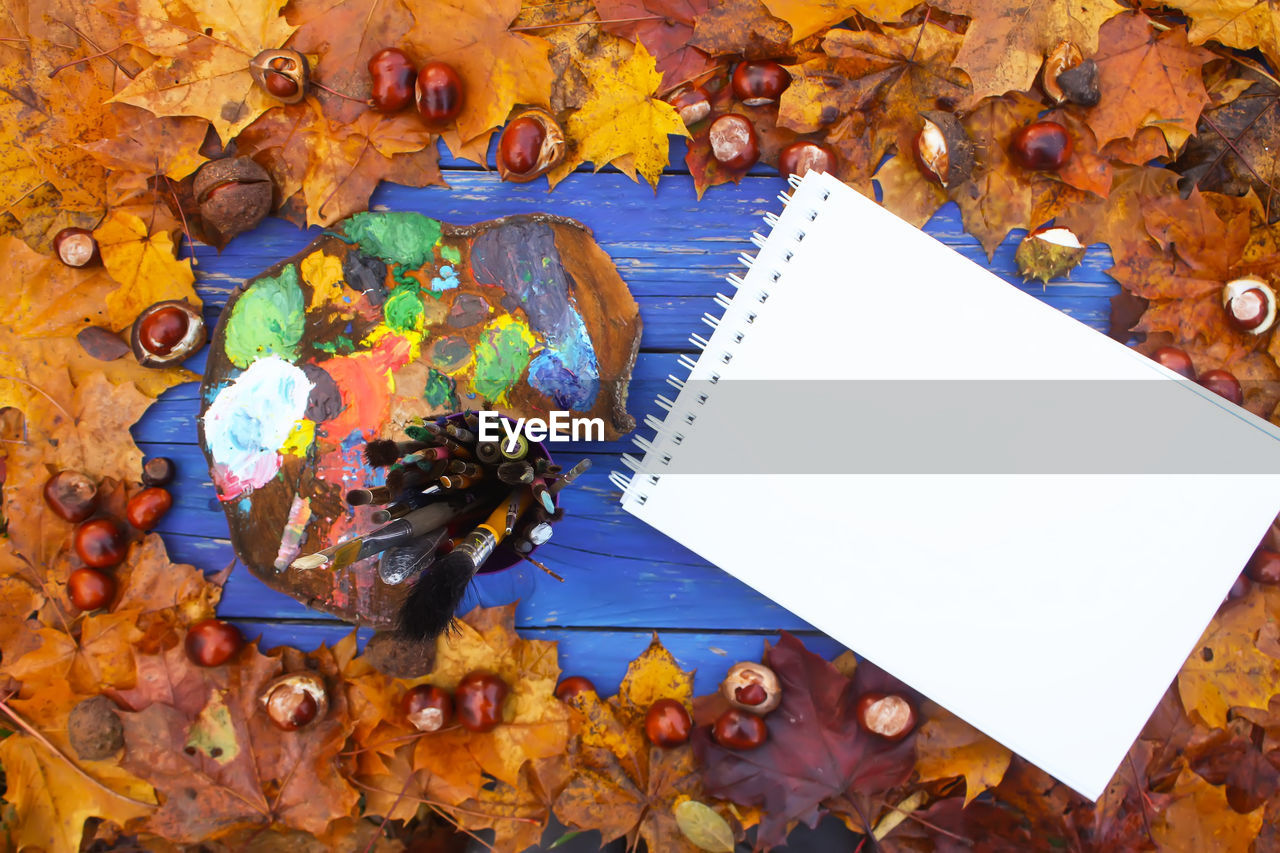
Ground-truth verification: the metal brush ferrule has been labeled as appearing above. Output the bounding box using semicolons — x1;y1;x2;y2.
455;528;497;568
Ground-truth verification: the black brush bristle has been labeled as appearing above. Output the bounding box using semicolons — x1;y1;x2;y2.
398;550;478;640
496;460;534;485
364;439;405;467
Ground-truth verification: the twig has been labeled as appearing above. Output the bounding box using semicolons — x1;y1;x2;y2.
907;7;931;65
521;554;564;582
47;43;126;78
310;78;372;105
360;770;416;853
877;796;971;844
509;15;663;31
349;777;542;825
0;375;73;422
0;698;156;809
63;23;135;79
1201;111;1280;197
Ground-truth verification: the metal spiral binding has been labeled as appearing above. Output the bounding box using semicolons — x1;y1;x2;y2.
613;175;827;504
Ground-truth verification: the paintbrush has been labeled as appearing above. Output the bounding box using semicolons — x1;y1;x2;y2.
549;459;591;495
292;497;474;571
476;441;502;464
363;439;431;467
499;433;529;461
399;488;532;639
445;423;477;444
370;485;442;523
445;460;482;477
379;527;449;585
346;485;394;506
496;460;534;485
403;446;451;464
530;477;555;513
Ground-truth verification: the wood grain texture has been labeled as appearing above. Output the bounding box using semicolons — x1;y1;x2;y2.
140;153;1122;683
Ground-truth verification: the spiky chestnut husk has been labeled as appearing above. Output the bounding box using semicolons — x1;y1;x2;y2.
914;111;973;188
1057;60;1100;107
68;696;123;760
1015;226;1085;284
193;157;273;245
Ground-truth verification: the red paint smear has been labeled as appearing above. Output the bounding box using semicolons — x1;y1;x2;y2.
314;334;413;442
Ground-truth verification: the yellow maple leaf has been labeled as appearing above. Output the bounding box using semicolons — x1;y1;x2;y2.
763;0;917;42
913;704;1012;805
0;734;155;853
94;209;199;330
1177;591;1280;728
106;0;296;142
1164;0;1280;71
551;42;689;189
1151;769;1264;852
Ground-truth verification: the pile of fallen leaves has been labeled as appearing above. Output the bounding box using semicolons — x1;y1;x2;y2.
6;0;1280;849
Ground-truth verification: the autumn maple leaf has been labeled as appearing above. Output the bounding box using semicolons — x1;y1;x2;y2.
764;0;916;42
595;0;714;92
548;42;689;188
931;0;1125;101
693;633;917;848
105;0;298;142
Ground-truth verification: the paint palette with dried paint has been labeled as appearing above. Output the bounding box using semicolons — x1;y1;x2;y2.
196;211;641;627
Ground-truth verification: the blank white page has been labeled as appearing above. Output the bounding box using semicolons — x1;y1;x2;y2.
619;171;1280;800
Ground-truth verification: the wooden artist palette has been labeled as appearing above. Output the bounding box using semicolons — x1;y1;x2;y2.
197;211;641;627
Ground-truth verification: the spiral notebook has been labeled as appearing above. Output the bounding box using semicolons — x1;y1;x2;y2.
613;170;1280;800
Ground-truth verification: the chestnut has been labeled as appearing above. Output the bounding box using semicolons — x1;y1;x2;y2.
1153;346;1196;380
720;662;781;714
855;692;917;741
68;567;115;611
708;114;759;171
43;470;98;522
130;300;206;368
454;671;507;732
53;227;100;268
778;141;836;178
260;672;328;730
1222;275;1277;335
1009;121;1072;171
401;684;453;732
668;86;711;126
125;487;172;531
914;111;973;188
1015;226;1085;284
1247;548;1280;584
731;60;790;106
73;518;127;569
416;61;464;125
496;108;565;183
712;708;768;750
141;457;177;487
185;618;244;667
644;698;692;748
1041;40;1083;104
193;157;273;245
368;47;417;112
249;49;309;104
555;675;596;703
1199;369;1244;406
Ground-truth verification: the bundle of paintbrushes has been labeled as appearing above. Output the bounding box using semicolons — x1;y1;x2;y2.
289;413;590;640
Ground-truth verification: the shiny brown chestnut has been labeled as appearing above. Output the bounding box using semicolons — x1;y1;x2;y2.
401;684;453;732
73;518;127;569
497;108;565;183
68;567;115;611
53;227;100;268
855;692;917;741
712;708;768;750
778;141;836;178
554;675;596;703
731;61;790;106
454;671;507;732
185;618;244;667
1199;369;1245;406
43;470;98;522
708;114;759;171
1153;346;1195;380
260;672;329;730
416;61;464;125
669;87;711;126
1009;121;1072;171
126;487;172;531
644;698;692;747
141;457;177;487
249;49;310;104
130;300;206;368
368;48;417;112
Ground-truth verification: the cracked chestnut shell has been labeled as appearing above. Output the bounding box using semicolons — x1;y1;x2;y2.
250;49;309;104
130;300;206;367
1222;275;1277;335
720;661;781;714
260;672;329;730
1041;40;1083;104
914;111;973;188
193;157;273;245
497;108;565;183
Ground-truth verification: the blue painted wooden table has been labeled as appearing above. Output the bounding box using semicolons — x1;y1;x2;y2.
137;142;1118;697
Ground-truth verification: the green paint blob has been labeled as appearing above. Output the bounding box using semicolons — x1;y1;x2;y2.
342;212;442;268
384;285;424;334
474;316;535;402
224;265;305;368
315;336;356;355
440;243;462;265
424;369;457;409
